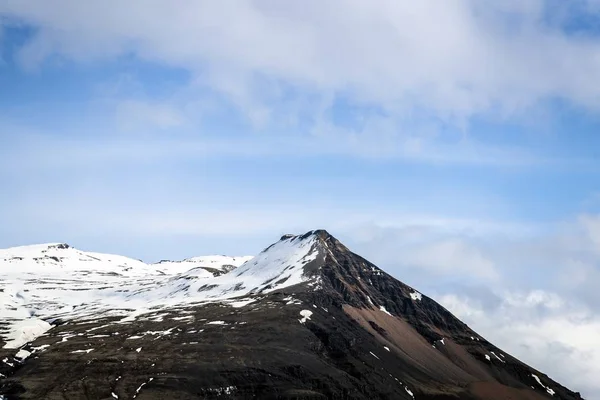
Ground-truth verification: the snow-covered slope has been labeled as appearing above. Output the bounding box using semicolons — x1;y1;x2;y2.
132;233;321;302
0;243;155;276
154;255;253;275
0;235;321;349
0;243;252;349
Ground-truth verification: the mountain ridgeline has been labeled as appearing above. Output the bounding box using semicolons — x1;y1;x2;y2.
0;230;584;399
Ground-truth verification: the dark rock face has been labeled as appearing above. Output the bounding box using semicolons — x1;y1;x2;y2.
0;231;584;399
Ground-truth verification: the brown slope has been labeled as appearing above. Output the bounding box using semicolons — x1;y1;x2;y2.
302;230;584;399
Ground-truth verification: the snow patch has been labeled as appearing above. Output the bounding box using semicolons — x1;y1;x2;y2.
490;351;505;363
226;298;256;308
170;315;194;321
206;386;236;395
31;344;50;352
1;318;52;349
298;310;313;324
283;296;301;305
379;306;392;316
15;349;31;360
532;374;555;396
71;349;94;354
133;377;154;398
143;327;175;336
409;291;422;301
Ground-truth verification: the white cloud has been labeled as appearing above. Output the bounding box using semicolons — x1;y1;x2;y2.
401;239;499;280
339;214;600;395
2;0;600;125
438;290;600;397
579;213;600;251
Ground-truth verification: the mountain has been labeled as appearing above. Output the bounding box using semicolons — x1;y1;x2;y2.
0;231;584;399
0;243;251;349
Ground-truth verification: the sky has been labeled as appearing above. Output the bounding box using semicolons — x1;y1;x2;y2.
1;0;600;396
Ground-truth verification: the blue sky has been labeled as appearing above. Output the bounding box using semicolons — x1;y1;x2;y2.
2;1;600;395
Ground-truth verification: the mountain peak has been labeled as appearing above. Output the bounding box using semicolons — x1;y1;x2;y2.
0;233;585;399
279;229;337;245
47;243;70;250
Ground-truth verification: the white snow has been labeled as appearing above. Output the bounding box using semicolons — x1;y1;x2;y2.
409;291;422;301
111;392;118;399
532;374;555;396
369;351;380;360
283;296;301;305
136;347;142;353
154;255;252;275
129;234;320;306
206;386;236;395
0;235;322;348
142;328;175;336
379;306;392;316
490;351;505;363
299;310;313;324
14;349;31;360
383;346;390;352
440;338;445;345
207;321;226;325
1;318;52;349
405;387;415;398
226;298;256;308
87;324;111;332
133;377;154;398
485;354;491;361
170;316;194;321
30;344;50;352
71;349;94;354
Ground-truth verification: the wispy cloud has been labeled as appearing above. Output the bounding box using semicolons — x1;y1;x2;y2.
0;118;577;172
4;0;600;124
